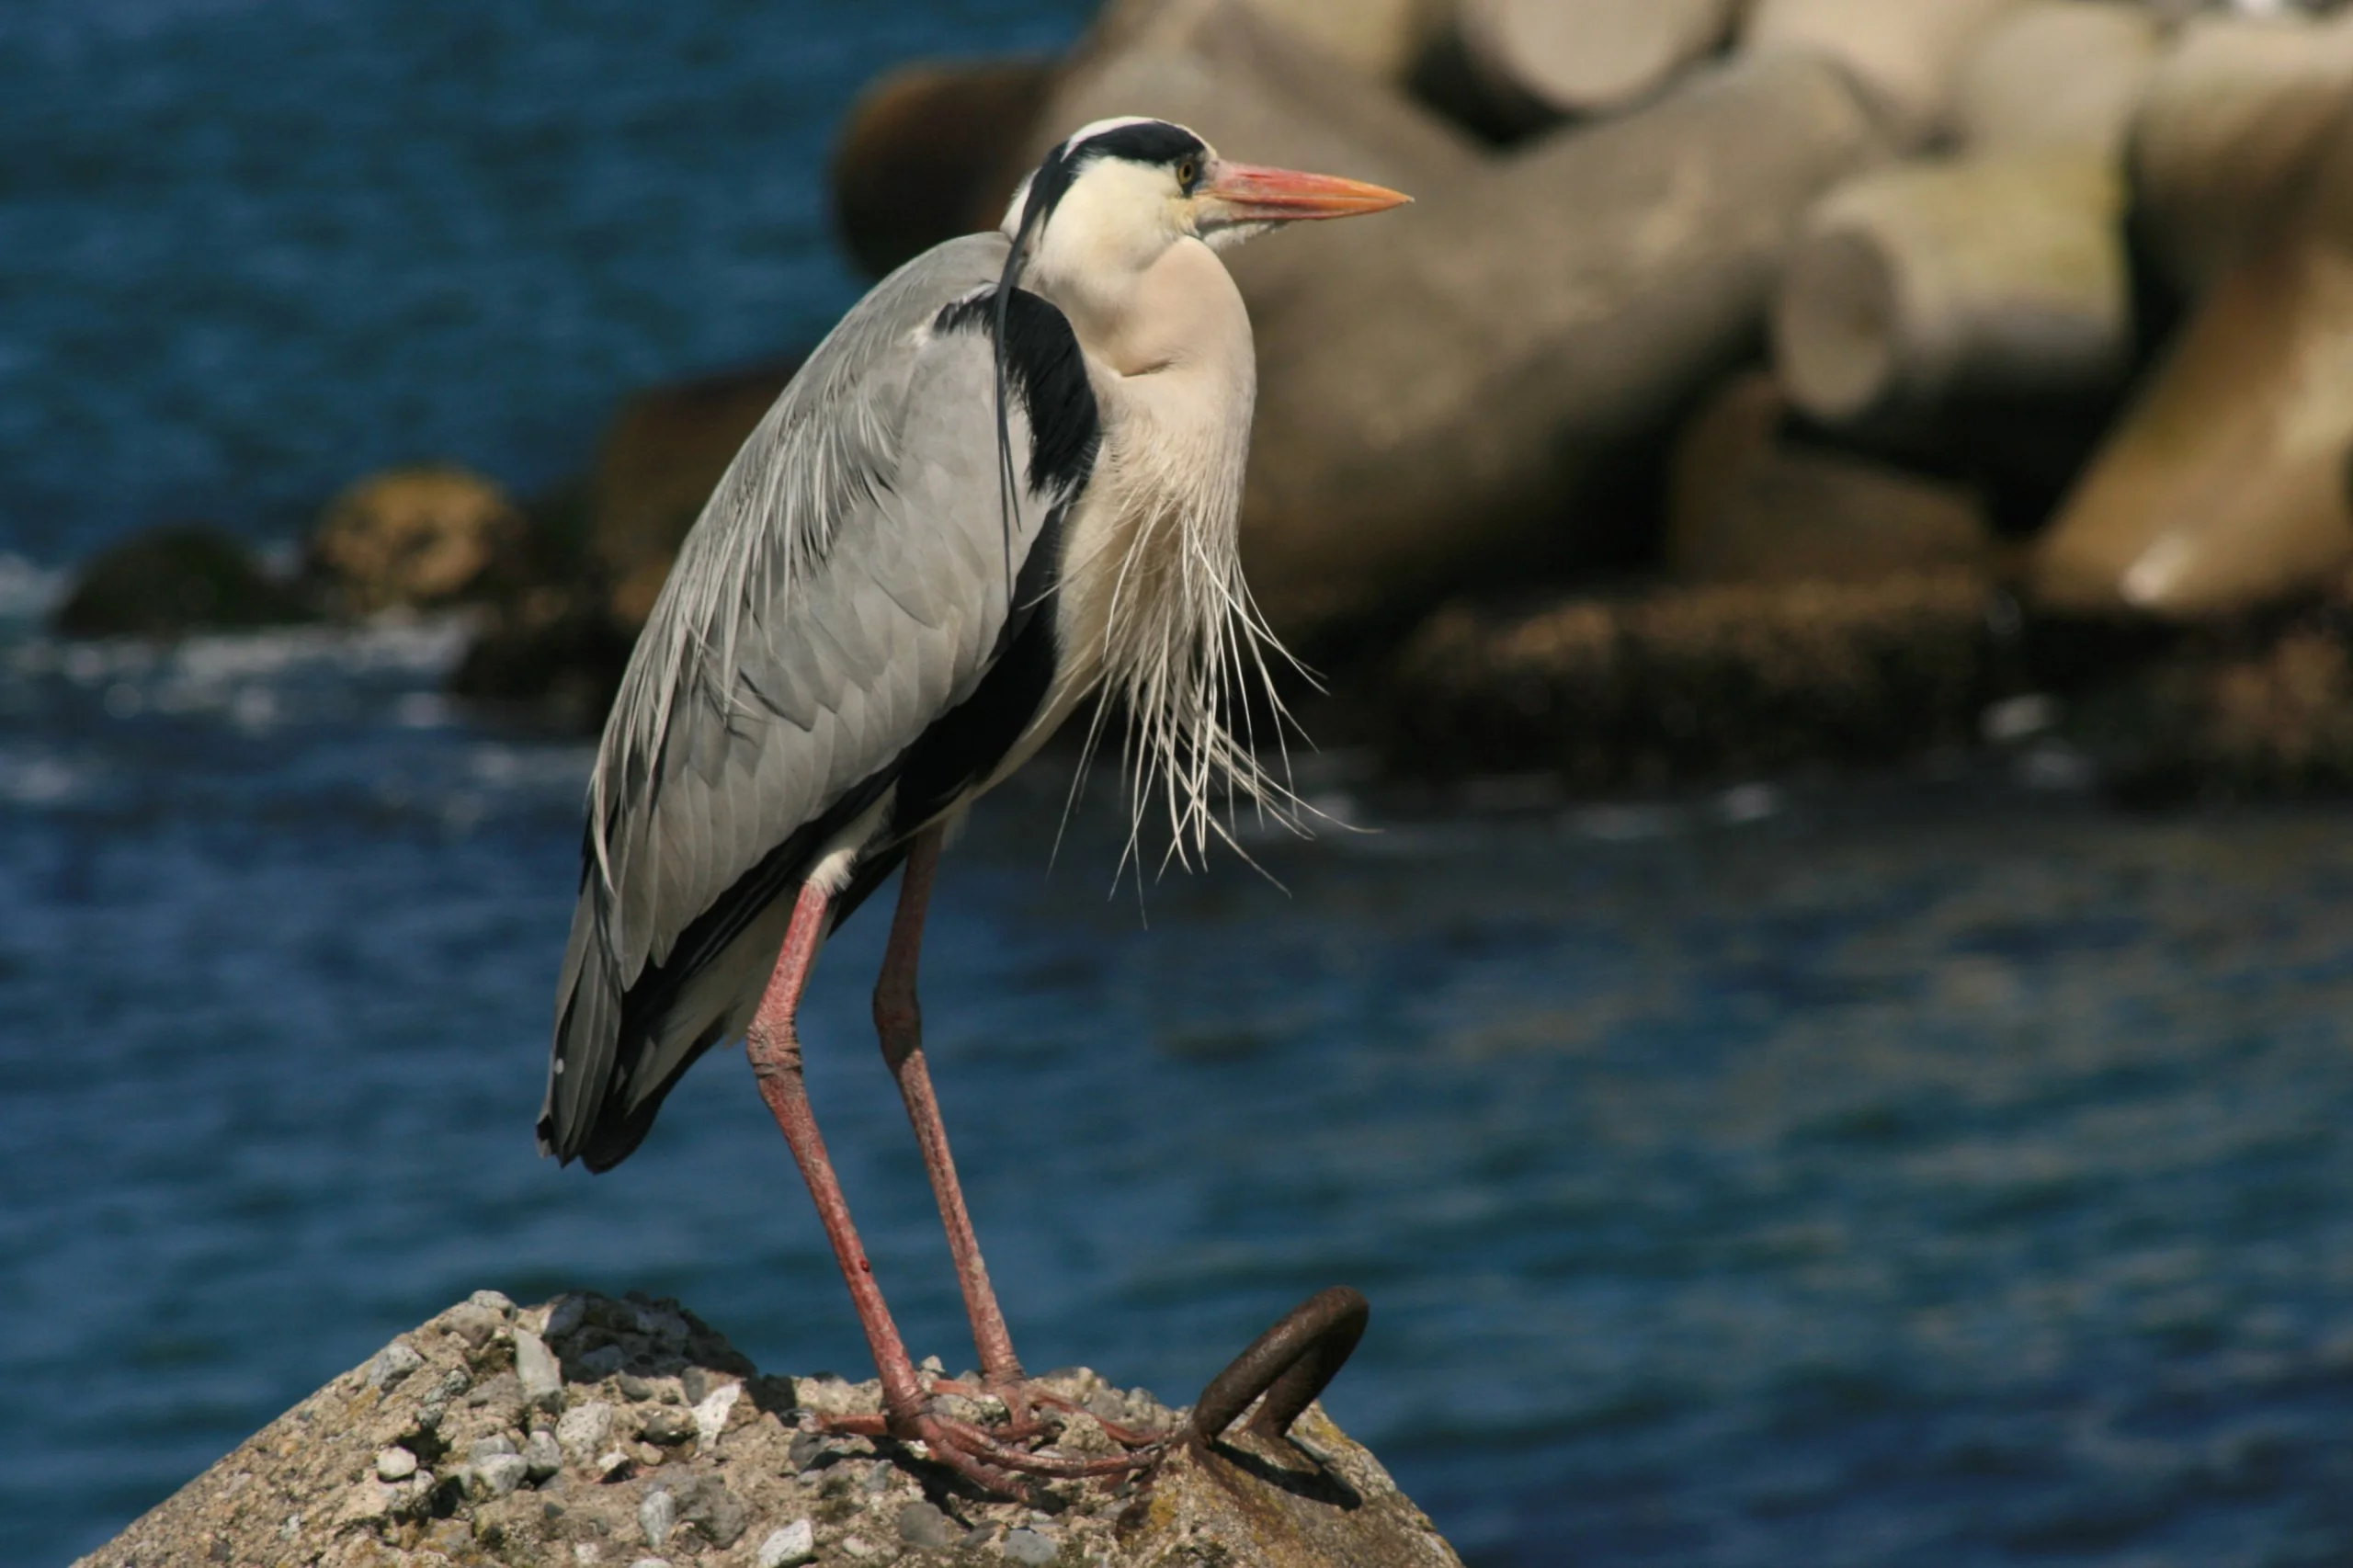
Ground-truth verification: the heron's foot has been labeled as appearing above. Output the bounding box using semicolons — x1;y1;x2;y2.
820;1375;1172;1498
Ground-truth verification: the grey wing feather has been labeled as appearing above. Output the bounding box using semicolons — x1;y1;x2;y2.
540;231;1068;1163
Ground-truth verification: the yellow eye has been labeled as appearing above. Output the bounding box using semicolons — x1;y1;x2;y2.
1176;158;1199;192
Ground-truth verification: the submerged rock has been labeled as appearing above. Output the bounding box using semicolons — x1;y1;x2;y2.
51;524;314;640
74;1290;1460;1568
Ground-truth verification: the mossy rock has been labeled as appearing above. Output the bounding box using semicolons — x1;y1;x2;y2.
51;525;315;640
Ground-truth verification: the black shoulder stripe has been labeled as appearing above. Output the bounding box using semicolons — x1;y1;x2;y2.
936;290;1100;499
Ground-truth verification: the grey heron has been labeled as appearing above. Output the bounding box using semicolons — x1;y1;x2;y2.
537;117;1407;1490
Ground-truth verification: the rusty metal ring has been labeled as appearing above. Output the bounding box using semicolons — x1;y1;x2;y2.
1188;1286;1370;1443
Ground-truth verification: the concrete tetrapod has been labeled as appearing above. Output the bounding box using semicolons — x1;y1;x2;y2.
2131;9;2353;295
1950;0;2162;163
2032;101;2353;619
1773;153;2132;426
1449;0;1745;129
1742;0;2031;150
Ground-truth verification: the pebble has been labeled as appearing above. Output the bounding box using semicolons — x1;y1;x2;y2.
756;1518;817;1568
544;1293;588;1341
896;1501;959;1550
639;1488;676;1550
515;1330;563;1405
470;1289;517;1314
522;1429;563;1482
470;1434;517;1460
840;1537;877;1560
787;1432;830;1472
1054;1411;1120;1459
627;1560;672;1568
638;1405;697;1446
616;1372;655;1402
861;1460;895;1494
444;1304;503;1348
1000;1528;1059;1565
373;1449;417;1483
670;1473;750;1549
579;1345;627;1379
557;1402;616;1465
633;1303;691;1346
594;1449;635;1482
366;1341;424;1390
471;1452;530;1499
692;1382;740;1448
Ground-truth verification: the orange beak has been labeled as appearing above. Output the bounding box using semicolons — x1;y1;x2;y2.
1200;161;1412;223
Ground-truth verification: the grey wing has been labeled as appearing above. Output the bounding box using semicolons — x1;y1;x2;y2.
539;231;1087;1168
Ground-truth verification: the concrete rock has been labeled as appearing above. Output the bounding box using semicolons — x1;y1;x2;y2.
1773;152;2131;424
2032;98;2353;617
1743;0;2030;149
74;1290;1459;1568
1952;2;2161;161
1666;372;1994;585
2131;9;2353;293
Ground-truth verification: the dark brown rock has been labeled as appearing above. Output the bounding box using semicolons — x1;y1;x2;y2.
51;525;314;640
588;354;802;631
830;56;1060;279
1391;572;1998;787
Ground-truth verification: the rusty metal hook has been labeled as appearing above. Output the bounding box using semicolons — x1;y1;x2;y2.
1188;1286;1370;1443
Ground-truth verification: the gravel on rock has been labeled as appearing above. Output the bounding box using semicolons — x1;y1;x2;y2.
757;1517;817;1568
70;1290;1463;1568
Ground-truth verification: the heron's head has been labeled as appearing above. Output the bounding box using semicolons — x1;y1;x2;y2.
1000;117;1409;288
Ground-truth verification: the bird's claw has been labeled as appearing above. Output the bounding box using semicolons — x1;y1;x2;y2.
817;1375;1172;1499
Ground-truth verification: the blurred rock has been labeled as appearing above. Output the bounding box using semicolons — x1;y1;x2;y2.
2058;589;2353;801
1773;152;2132;425
1244;0;1446;82
51;524;313;640
446;584;636;731
1392;572;1998;787
830;57;1059;279
1953;1;2163;161
1247;50;1886;640
1743;0;2031;149
307;464;525;615
1448;0;1743;129
2131;8;2353;293
590;355;802;631
1667;371;1995;585
73;1290;1461;1568
2030;99;2353;617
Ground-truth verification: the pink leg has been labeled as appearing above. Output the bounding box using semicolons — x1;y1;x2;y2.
748;866;1162;1487
744;881;934;1430
873;826;1024;1387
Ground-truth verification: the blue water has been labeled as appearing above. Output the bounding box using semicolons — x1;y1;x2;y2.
6;4;2353;1566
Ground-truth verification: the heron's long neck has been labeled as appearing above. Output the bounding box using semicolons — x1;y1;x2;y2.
1040;236;1256;691
1023;234;1279;862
